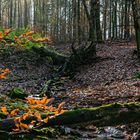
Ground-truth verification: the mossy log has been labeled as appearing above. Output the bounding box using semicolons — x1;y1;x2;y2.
0;103;140;131
32;41;97;75
32;46;68;65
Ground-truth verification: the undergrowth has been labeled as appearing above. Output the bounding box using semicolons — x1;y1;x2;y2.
0;27;51;50
0;28;66;134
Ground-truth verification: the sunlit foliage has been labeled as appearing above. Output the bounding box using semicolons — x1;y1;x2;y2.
0;28;51;49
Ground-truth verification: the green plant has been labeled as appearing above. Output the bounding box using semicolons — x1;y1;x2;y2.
0;28;50;49
9;87;28;99
133;72;140;79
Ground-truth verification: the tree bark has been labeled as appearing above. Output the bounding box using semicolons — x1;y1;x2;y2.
32;41;97;75
32;46;68;65
0;103;140;132
132;0;140;60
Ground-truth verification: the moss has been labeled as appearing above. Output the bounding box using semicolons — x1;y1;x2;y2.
32;46;68;65
0;112;7;119
132;72;140;79
0;96;5;102
0;102;140;131
9;87;28;99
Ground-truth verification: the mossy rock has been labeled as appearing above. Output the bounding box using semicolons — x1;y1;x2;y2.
9;87;28;99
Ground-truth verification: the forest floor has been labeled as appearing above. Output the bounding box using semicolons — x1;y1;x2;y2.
0;42;140;139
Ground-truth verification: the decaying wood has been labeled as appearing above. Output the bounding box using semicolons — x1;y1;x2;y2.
32;41;97;76
32;46;68;65
0;103;140;132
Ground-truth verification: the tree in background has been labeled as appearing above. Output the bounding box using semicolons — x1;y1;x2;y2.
132;0;140;60
0;0;140;59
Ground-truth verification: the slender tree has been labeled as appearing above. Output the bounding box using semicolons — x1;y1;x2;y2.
132;0;140;60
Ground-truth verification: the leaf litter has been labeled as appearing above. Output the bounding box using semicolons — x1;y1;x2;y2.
0;42;140;139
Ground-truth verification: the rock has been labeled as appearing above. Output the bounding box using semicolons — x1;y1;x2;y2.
105;127;125;138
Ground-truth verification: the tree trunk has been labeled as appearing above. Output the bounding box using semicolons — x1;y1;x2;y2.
0;103;140;131
132;0;140;60
32;41;97;75
32;46;67;65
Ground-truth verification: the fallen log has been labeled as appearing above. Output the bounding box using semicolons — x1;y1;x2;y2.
40;102;140;128
32;41;97;75
32;46;68;65
0;103;140;132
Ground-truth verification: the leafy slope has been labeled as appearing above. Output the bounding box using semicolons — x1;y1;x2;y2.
0;42;140;139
